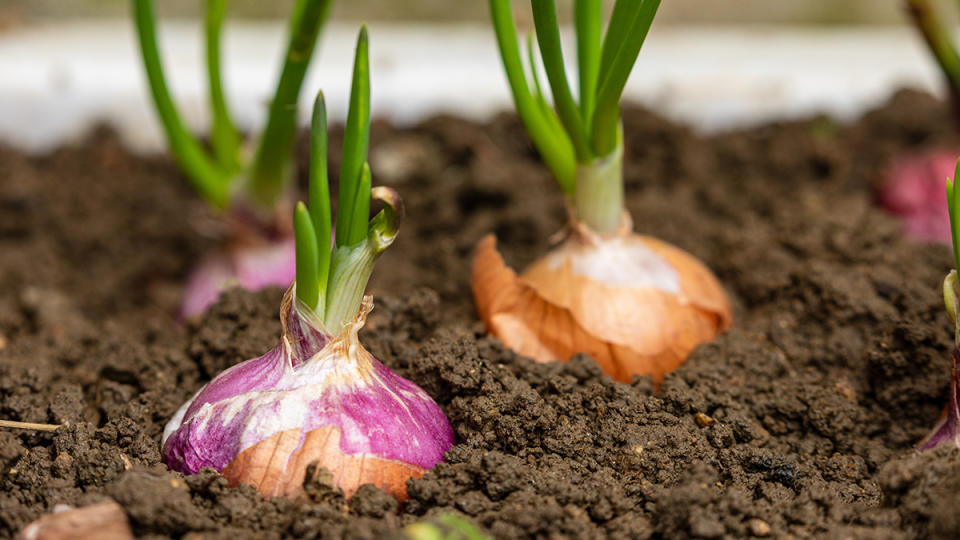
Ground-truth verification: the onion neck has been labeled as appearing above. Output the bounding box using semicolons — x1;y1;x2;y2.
574;139;624;236
293;187;402;338
282;288;330;364
324;186;402;334
323;241;378;335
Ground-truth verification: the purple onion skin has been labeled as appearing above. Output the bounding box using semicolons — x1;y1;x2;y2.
919;346;960;451
878;149;956;245
180;237;296;319
162;293;455;476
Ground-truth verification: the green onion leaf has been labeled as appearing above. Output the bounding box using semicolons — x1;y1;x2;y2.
526;33;568;136
949;159;960;272
368;186;404;253
308;91;333;314
906;0;960;99
247;0;333;209
132;0;231;207
592;0;660;156
337;26;372;248
531;0;591;161
489;0;576;194
526;33;547;104
294;202;320;310
205;0;241;172
575;0;603;130
348;162;373;247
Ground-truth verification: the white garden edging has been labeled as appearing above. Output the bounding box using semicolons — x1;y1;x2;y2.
0;21;945;153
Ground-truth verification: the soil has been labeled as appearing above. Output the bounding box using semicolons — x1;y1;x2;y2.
2;88;960;539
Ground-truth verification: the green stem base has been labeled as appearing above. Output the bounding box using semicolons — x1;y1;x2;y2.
324;242;378;334
574;141;624;235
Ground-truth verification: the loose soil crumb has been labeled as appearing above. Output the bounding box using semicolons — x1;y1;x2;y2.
2;89;960;538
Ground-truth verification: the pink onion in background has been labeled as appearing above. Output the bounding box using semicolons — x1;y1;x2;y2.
877;149;957;244
163;289;455;500
180;237;296;319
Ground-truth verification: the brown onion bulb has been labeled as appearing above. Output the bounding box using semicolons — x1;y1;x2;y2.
222;426;426;500
471;221;732;383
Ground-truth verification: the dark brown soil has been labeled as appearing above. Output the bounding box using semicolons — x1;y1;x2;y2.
2;89;960;539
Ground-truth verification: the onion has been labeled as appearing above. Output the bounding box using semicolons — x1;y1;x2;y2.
181;237;296;319
877;149;955;244
162;290;455;500
472;215;732;383
164;26;454;500
480;2;730;382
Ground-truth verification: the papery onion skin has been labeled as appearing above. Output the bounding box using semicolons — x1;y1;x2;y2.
162;294;454;500
18;501;133;540
223;425;426;500
472;231;732;383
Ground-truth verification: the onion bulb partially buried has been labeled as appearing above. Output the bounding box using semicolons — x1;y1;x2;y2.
162;290;455;500
165;26;456;501
472;216;732;383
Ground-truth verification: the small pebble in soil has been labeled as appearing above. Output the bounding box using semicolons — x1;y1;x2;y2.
747;518;771;537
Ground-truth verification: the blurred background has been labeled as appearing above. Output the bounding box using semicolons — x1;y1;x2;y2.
0;0;954;152
1;0;958;25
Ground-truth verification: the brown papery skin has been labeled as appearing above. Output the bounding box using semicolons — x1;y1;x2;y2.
472;232;732;383
17;501;132;540
222;426;426;501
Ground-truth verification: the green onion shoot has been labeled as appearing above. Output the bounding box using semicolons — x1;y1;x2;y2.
131;0;333;317
292;26;403;331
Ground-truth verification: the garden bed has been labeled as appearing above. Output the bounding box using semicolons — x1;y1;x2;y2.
2;89;959;539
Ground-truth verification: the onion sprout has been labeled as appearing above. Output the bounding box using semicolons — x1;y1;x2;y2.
905;0;960;127
293;27;401;331
490;0;659;233
131;0;333;210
